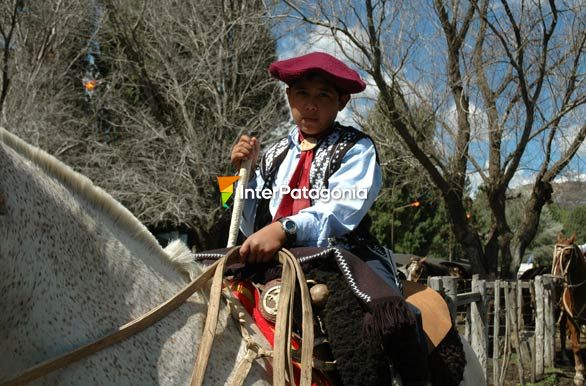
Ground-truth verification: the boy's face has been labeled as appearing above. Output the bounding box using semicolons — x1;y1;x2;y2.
286;75;350;136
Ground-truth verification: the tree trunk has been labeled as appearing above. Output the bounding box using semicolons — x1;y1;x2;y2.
444;190;489;276
485;185;517;278
509;179;553;276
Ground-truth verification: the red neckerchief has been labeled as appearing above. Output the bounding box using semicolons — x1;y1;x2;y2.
273;127;329;221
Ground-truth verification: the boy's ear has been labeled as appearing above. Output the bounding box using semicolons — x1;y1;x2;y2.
338;94;350;110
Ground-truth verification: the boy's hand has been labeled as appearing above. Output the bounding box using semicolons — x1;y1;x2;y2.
239;222;287;264
231;135;260;170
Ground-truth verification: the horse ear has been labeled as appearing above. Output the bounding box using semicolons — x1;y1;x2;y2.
570;232;576;244
420;257;427;263
557;232;564;243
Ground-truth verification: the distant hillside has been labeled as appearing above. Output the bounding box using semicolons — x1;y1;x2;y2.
514;181;586;209
551;181;586;208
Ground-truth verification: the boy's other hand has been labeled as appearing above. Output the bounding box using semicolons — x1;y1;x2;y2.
231;135;260;170
239;222;287;264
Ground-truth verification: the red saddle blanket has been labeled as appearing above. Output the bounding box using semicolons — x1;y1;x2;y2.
230;279;330;386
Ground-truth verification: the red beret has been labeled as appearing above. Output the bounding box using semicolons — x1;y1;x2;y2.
269;52;366;94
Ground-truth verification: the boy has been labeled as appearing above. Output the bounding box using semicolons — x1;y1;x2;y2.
231;52;384;270
231;52;429;385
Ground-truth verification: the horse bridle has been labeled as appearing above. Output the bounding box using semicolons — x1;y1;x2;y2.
552;243;586;289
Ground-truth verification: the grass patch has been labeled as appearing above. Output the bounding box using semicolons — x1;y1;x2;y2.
519;371;562;386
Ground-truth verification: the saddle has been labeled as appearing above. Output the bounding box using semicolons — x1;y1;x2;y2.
403;280;452;350
195;246;455;385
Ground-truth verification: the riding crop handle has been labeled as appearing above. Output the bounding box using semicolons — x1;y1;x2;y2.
227;159;251;248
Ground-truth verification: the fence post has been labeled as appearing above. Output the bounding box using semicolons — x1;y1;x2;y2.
471;274;488;380
428;276;443;292
542;275;555;368
509;281;525;384
517;280;524;330
529;280;537;383
442;276;458;321
502;282;513;386
493;279;501;386
465;304;472;343
535;276;545;379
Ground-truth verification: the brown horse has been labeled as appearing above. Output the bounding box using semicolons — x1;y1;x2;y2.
552;232;586;385
405;257;469;282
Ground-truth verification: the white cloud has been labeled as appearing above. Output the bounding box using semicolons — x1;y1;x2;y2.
279;27;344;60
467;168;586;198
508;170;536;190
554;172;586;184
438;102;490;143
564;123;586;158
467;171;484;197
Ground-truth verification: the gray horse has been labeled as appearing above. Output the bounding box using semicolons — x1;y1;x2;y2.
0;127;270;385
0;127;486;385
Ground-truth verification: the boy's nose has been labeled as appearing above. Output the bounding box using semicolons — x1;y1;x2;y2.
304;99;318;111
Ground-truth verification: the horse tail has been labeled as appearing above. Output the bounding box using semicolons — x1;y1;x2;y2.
429;326;466;386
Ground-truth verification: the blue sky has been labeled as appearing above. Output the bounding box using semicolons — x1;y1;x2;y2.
268;1;586;192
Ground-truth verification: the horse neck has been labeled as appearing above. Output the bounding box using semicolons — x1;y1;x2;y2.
0;138;190;370
568;245;586;297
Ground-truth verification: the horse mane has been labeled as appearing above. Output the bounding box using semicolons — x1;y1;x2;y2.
164;239;203;279
0;127;198;278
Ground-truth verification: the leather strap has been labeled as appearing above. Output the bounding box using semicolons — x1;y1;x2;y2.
191;248;314;386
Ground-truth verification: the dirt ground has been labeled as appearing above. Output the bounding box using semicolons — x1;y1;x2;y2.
492;339;585;385
494;355;578;385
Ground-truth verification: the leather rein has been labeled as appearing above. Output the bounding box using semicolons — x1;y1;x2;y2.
1;247;314;386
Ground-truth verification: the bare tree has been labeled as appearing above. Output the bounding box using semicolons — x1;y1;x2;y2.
0;0;18;114
1;0;287;250
276;0;586;276
88;0;287;249
0;0;89;135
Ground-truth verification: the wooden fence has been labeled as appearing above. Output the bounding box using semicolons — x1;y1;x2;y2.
427;274;557;386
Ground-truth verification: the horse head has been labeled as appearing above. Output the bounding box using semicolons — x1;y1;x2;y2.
406;256;427;282
552;231;581;280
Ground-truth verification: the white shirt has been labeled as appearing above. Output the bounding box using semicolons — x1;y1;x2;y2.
240;125;382;247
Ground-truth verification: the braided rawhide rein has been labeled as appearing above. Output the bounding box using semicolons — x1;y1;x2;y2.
191;247;314;386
